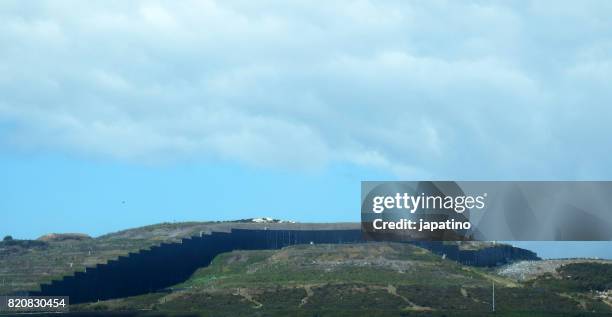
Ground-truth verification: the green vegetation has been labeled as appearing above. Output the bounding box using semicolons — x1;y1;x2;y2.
0;237;160;294
176;243;490;290
528;262;612;292
71;243;611;316
2;222;611;316
1;221;231;294
0;238;48;251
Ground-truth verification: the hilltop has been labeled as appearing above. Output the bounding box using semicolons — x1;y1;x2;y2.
1;221;610;316
0;221;356;294
71;243;612;316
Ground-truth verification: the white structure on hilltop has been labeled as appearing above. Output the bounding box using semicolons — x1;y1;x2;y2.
250;217;296;224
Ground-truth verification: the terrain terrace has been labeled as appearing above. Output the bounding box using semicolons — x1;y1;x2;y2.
1;220;611;316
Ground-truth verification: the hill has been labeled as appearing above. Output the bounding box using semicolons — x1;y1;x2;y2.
0;221;356;294
71;243;612;316
1;221;528;296
1;221;610;316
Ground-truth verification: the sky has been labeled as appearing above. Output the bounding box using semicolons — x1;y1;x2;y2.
1;1;612;258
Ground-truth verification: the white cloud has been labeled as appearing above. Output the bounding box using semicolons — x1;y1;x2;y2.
0;0;611;178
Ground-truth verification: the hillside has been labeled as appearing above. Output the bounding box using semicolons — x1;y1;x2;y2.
71;243;612;316
1;221;611;316
498;259;612;281
0;221;357;294
0;221;525;296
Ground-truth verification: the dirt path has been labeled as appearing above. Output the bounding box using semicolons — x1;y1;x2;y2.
234;288;262;308
384;284;432;311
299;284;315;307
599;292;612;309
463;267;519;287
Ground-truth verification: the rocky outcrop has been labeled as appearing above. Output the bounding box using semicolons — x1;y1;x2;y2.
37;233;92;242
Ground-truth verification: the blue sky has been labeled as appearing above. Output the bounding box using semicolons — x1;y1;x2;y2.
0;151;389;238
1;1;612;258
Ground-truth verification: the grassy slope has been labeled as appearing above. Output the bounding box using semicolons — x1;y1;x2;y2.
3;222;611;316
0;221;223;294
73;243;612;316
0;221;359;294
0;237;157;294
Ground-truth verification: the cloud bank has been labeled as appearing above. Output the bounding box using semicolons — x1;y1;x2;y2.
1;0;611;178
